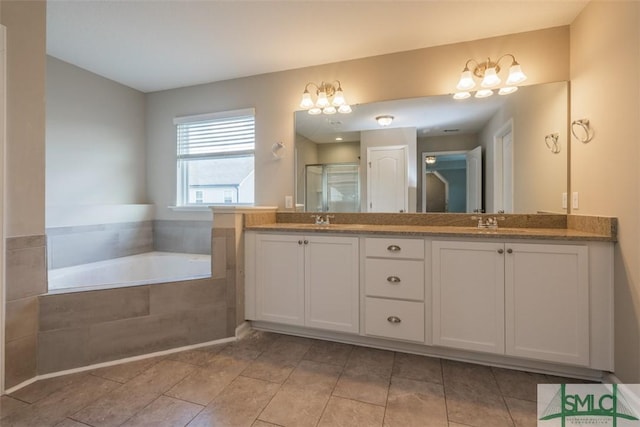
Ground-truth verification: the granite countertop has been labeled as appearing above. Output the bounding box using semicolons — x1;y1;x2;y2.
244;222;615;242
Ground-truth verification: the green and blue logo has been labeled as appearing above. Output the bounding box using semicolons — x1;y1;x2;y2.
538;384;640;426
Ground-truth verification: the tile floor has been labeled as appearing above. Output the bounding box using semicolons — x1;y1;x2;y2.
0;330;587;427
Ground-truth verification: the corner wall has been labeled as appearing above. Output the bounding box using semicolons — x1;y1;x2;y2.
570;1;640;382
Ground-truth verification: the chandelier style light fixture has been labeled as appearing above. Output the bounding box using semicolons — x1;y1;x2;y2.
300;80;352;115
453;54;527;100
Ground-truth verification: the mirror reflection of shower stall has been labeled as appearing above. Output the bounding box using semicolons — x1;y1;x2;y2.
305;163;360;212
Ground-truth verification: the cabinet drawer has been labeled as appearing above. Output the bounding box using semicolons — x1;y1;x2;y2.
365;298;424;343
365;238;424;259
365;259;424;300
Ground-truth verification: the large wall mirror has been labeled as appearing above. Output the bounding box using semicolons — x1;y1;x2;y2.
295;81;568;214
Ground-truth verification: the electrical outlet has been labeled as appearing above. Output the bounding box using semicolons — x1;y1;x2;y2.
572;192;579;210
285;195;293;209
562;192;567;209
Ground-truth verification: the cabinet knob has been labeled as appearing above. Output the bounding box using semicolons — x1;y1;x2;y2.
497;248;504;254
304;240;309;245
507;248;513;254
386;276;401;284
387;245;401;252
387;316;402;324
298;240;303;245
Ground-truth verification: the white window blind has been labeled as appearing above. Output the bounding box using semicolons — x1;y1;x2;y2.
174;108;255;206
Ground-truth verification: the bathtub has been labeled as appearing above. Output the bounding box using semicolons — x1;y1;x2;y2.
47;251;212;293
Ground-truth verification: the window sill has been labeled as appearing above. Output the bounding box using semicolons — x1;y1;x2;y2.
168;204;258;212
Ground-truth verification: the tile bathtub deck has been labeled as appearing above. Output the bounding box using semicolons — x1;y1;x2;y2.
0;331;586;427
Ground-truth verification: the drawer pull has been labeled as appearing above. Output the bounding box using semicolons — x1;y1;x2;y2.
387;316;402;324
386;276;401;284
387;245;401;252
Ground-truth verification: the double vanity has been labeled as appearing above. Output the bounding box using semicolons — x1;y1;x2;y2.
241;211;616;379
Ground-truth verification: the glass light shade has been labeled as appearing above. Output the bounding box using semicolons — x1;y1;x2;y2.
300;91;314;109
506;64;527;85
316;91;330;108
322;106;337;115
475;89;494;98
498;86;518;95
481;67;501;88
453;91;471;100
425;156;436;165
332;89;346;106
308;107;322;115
456;69;476;91
338;104;352;114
376;115;394;126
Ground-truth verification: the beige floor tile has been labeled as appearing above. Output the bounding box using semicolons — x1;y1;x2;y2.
491;367;550;401
345;346;395;378
55;418;95;427
241;352;298;384
0;396;29;420
73;360;194;427
392;352;442;384
304;340;354;367
448;423;473;427
3;375;120;427
505;397;537;427
187;376;280;427
442;360;501;394
258;360;343;426
384;377;447;427
90;356;165;383
120;395;203;427
252;420;280;427
167;349;217;367
317;396;384;427
197;342;228;354
165;354;250;405
262;334;314;363
9;372;88;404
444;381;513;427
333;371;390;406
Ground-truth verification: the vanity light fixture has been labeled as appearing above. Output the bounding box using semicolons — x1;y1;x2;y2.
453;54;527;100
425;156;437;165
300;80;352;115
376;115;394;126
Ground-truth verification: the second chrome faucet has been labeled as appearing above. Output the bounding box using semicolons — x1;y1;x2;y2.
312;214;335;225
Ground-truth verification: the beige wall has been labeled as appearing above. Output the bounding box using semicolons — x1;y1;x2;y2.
570;1;640;382
46;56;147;213
1;0;46;237
146;26;570;220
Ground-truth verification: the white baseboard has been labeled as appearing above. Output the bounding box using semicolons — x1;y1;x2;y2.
235;321;252;339
4;335;237;395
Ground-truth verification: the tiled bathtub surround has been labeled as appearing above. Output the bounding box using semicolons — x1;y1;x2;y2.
46;221;153;269
153;220;212;254
37;277;228;374
6;235;48;388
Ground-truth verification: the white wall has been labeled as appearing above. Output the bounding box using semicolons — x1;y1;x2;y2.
46;56;147;226
570;1;640;382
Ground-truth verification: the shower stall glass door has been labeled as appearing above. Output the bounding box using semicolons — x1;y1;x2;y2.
305;163;360;212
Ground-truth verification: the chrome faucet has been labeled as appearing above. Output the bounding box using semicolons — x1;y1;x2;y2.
311;214;335;225
471;215;505;229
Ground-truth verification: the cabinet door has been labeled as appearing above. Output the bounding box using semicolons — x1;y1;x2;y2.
505;243;589;366
432;241;505;354
305;235;359;333
255;234;305;326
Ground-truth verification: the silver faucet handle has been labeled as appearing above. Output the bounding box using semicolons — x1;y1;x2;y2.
311;214;323;224
325;215;335;225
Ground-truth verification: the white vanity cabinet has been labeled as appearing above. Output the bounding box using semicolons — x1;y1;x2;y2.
363;237;427;343
250;232;359;333
432;240;592;366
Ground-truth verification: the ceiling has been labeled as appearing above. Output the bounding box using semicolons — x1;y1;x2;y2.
46;1;587;93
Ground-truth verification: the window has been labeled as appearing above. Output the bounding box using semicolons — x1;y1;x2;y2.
175;108;255;206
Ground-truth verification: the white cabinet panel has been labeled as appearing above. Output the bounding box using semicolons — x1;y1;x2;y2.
365;297;425;343
364;258;424;300
305;235;359;333
255;234;305;326
505;243;589;366
432;241;505;354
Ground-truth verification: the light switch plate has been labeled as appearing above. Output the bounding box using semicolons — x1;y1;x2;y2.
285;195;293;209
572;192;579;210
562;192;567;209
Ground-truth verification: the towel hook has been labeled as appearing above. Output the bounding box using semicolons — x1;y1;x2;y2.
271;141;285;159
544;133;560;154
571;119;594;143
